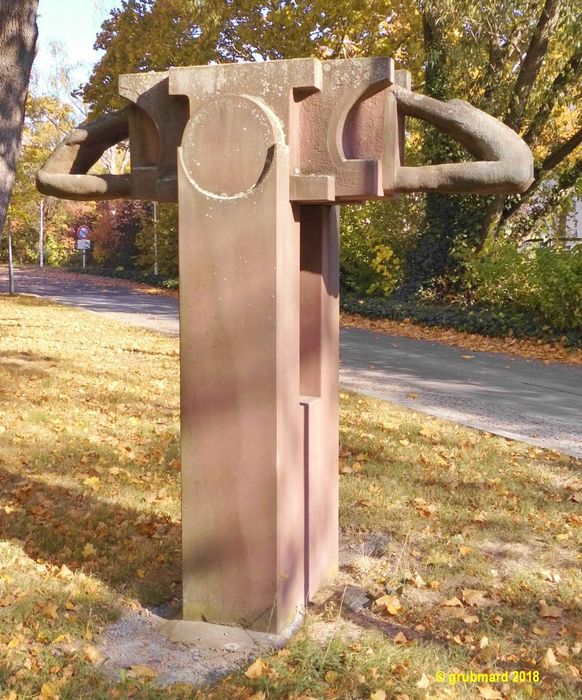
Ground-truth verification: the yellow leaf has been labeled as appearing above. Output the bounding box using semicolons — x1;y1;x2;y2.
43;602;59;620
459;546;473;556
245;657;265;679
82;543;96;559
83;476;100;491
416;673;430;689
539;600;562;618
39;682;60;700
375;594;402;615
478;687;502;699
127;665;158;679
533;626;549;636
393;631;408;644
137;569;146;579
370;691;387;700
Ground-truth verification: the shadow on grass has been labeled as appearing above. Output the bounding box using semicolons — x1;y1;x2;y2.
0;463;182;606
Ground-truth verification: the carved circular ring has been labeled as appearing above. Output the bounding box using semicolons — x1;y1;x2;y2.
180;95;276;199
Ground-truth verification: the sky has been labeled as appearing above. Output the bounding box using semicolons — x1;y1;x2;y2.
35;0;124;92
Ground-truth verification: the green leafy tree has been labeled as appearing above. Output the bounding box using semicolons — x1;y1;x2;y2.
6;93;77;264
82;0;580;300
402;0;581;297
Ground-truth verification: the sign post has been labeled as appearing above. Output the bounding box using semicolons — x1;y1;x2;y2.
76;225;91;269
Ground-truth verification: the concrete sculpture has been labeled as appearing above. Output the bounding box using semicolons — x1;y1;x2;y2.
38;57;533;633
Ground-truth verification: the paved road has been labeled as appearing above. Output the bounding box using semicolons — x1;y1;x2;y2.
3;267;581;458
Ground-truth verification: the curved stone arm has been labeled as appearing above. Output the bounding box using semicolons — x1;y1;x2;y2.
36;108;132;200
393;88;534;195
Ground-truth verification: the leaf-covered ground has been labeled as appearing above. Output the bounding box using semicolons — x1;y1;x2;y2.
341;314;582;366
0;295;580;699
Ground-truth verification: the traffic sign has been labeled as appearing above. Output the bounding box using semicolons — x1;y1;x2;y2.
76;239;91;250
77;225;90;239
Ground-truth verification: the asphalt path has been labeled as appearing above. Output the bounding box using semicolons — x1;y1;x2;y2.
3;267;581;458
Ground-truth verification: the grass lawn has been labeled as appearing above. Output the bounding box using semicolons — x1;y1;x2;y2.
0;295;580;700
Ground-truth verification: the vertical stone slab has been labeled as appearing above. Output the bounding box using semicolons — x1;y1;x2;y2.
300;205;340;597
177;93;304;632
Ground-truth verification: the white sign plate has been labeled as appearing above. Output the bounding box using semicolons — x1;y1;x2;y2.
76;239;91;250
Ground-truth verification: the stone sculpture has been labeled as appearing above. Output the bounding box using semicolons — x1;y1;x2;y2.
38;57;533;633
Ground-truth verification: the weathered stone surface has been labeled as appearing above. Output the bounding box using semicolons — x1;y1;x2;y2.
36;56;534;634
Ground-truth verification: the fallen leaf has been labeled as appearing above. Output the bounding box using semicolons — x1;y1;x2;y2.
464;614;479;625
542;647;559;668
82;543;97;559
375;594;402;615
413;573;426;587
83;644;102;664
478;686;502;699
416;673;430;689
393;632;408;644
83;476;100;491
440;596;463;608
458;545;473;556
39;682;60;700
461;355;475;359
245;657;265;679
413;498;437;517
533;626;549;636
555;645;570;658
43;602;58;620
539;600;562;618
370;691;387;700
479;636;489;649
462;589;491;607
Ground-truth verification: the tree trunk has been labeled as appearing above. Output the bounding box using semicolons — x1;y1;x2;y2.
0;1;39;239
